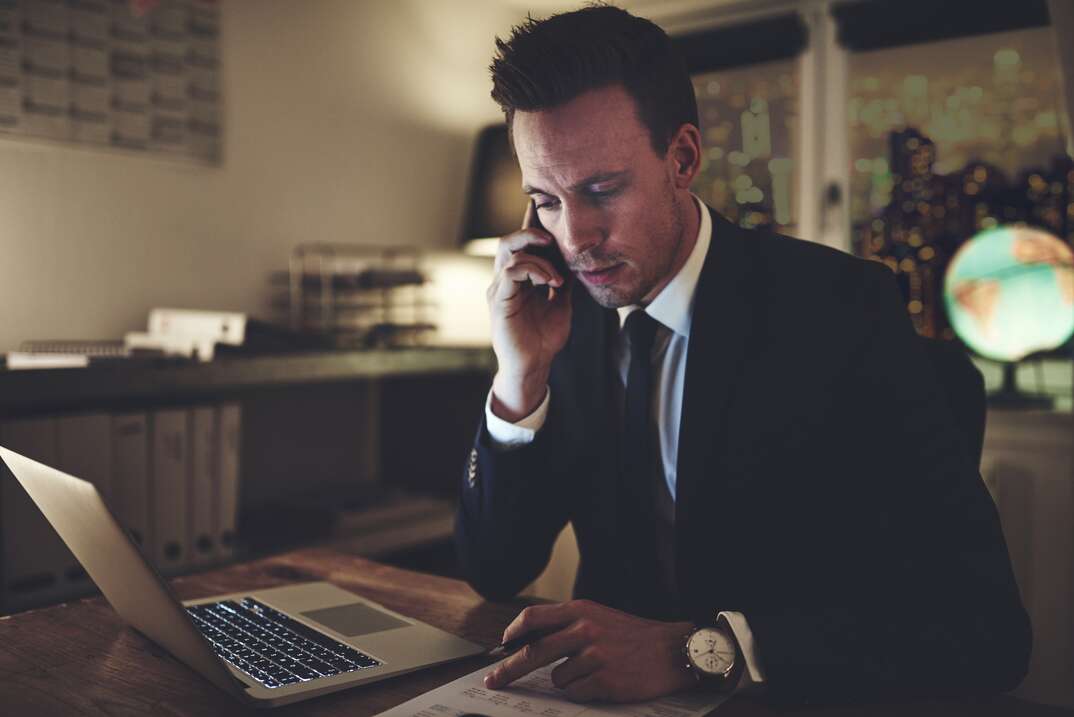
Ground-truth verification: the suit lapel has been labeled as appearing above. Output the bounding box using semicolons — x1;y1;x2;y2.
675;208;757;613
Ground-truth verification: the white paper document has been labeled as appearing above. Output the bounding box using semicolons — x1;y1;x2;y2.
375;661;730;717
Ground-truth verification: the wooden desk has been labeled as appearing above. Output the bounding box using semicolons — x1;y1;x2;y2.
0;546;1069;717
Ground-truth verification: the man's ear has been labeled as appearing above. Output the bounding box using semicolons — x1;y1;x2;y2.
668;123;702;189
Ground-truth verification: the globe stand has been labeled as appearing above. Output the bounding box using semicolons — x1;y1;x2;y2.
988;362;1054;410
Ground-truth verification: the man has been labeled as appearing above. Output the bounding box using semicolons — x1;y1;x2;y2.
454;5;1030;706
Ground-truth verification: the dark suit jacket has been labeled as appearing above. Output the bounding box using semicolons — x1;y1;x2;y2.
455;206;1030;704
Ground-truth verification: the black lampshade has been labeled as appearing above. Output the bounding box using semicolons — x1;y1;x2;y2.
461;124;526;255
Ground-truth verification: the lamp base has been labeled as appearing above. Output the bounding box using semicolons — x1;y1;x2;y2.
987;388;1055;410
987;362;1055;410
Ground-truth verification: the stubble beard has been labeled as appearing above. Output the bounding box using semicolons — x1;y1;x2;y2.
583;184;686;309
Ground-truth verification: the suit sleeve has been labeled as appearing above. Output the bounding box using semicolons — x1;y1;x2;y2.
454;384;573;601
744;263;1031;704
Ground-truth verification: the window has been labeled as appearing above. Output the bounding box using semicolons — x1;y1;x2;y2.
691;59;801;235
846;27;1071;341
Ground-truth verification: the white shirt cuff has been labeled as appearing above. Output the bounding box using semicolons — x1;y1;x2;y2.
484;386;550;448
718;610;766;689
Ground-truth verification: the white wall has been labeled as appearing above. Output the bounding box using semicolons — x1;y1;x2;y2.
0;0;524;351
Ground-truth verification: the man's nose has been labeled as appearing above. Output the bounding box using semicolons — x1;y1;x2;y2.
558;202;604;259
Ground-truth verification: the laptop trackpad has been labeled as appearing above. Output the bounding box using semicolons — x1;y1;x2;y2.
301;603;410;637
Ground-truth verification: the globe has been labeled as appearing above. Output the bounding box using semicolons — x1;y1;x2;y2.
944;225;1074;363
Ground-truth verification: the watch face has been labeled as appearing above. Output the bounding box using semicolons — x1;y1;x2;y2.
687;628;736;676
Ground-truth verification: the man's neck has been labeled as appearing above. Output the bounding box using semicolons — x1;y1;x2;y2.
640;192;701;306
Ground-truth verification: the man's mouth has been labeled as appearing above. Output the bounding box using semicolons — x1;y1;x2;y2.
578;263;622;285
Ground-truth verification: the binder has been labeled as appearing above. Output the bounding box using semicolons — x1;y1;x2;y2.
189;407;218;567
0;418;75;611
57;414;113;503
56;414;113;587
216;404;241;562
151;409;189;575
111;413;152;557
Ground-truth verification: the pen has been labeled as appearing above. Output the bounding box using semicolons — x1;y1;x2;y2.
487;628;558;658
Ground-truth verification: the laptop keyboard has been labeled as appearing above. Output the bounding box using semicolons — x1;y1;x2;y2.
187;597;382;689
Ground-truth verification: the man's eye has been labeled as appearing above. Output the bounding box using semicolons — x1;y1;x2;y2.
589;187;621;201
536;200;560;211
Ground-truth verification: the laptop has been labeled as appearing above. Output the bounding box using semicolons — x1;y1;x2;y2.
0;445;485;708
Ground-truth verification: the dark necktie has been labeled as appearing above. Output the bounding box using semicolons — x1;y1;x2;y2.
619;310;661;614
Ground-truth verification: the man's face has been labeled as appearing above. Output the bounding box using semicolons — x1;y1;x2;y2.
513;85;692;308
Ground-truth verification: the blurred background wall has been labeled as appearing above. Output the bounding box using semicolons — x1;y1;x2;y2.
0;0;528;351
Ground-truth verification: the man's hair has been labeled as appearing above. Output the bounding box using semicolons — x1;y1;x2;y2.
490;4;698;155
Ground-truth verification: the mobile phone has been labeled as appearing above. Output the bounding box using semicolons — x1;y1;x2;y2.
528;237;569;278
522;201;569;278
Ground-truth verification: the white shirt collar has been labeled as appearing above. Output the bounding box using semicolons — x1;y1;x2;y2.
616;194;711;337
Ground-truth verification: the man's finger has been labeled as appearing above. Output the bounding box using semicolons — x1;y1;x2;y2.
500;265;551;299
485;624;588;689
549;272;573;305
494;229;552;273
501;602;579;644
563;673;606;703
549;649;601;689
501;229;552;255
502;253;563;287
522;199;536;230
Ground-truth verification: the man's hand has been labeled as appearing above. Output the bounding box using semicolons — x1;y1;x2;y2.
487;202;573;423
484;600;696;703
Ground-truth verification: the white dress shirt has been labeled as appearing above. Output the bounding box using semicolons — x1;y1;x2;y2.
485;195;765;690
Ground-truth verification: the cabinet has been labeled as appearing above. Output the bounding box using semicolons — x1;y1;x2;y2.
0;348;494;614
982;410;1074;708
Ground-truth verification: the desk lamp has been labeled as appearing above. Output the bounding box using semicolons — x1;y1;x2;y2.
461;124;527;257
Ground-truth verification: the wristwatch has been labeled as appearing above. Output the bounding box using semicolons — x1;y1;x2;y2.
683;616;743;691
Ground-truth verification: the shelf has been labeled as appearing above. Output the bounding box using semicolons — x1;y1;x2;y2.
0;495;459;616
0;346;495;416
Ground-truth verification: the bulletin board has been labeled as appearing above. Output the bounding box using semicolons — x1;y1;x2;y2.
0;0;221;163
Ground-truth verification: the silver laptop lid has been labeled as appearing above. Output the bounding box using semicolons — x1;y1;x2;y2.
0;445;242;699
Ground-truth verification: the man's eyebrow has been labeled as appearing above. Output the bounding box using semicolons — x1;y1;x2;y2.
521;183;548;196
522;170;630;196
